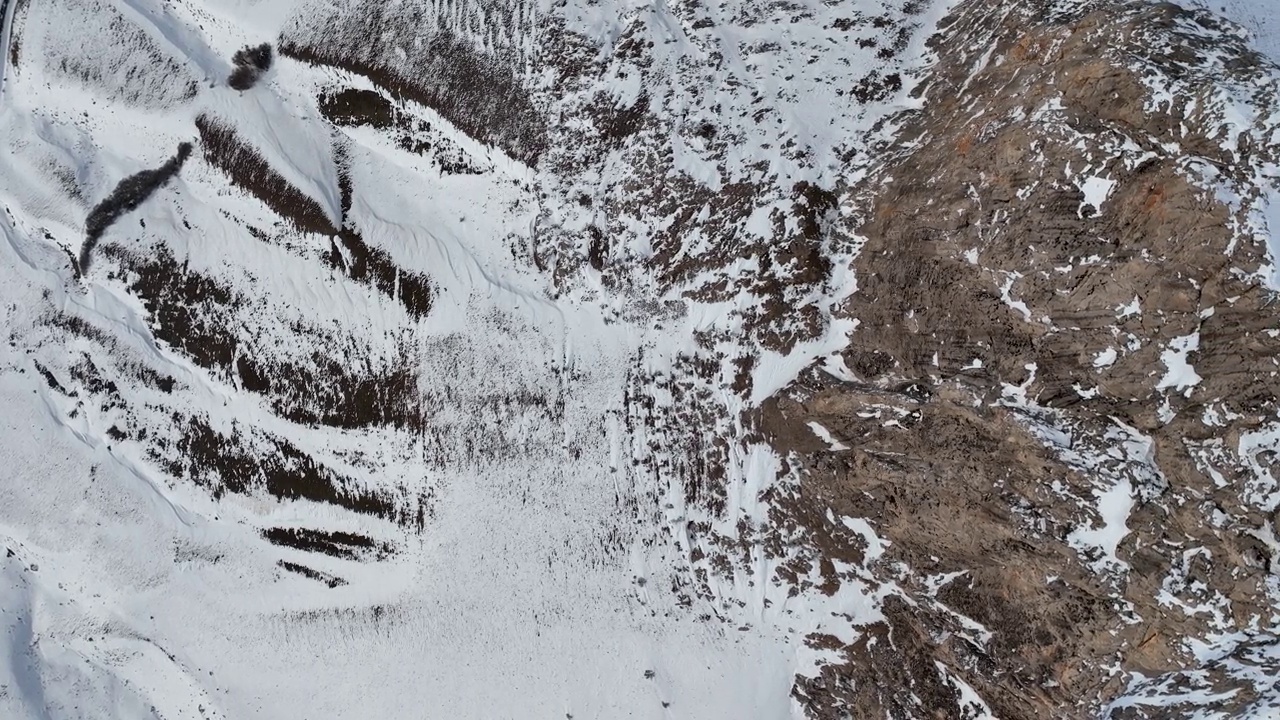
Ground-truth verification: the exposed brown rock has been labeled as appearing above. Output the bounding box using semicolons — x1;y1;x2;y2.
758;0;1280;717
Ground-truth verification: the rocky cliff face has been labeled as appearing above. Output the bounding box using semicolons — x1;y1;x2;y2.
760;0;1280;716
0;0;1278;716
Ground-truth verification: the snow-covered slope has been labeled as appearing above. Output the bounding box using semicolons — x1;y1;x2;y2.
1199;0;1280;63
0;0;960;715
2;0;1280;716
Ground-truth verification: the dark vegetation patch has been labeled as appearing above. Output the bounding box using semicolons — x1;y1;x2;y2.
283;603;400;628
7;0;28;68
849;71;903;103
195;114;337;235
58;246;82;279
327;229;433;318
234;336;423;430
68;353;120;399
318;88;484;175
32;360;72;395
278;18;545;165
72;244;426;527
104;242;423;429
319;88;395;128
153;413;426;529
792;181;839;242
624;358;730;520
587;226;607;270
81;142;192;273
590;91;649;146
50;163;86;203
228;42;273;90
278;560;346;587
103;242;240;371
262;526;393;560
43;310;178;392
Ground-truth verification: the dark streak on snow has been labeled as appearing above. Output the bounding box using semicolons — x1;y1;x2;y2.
277;25;546;166
195;114;336;235
155;412;426;529
80;142;192;273
42;310;178;393
318;88;484;175
262;526;394;560
31;360;72;395
194;114;432;317
277;560;347;587
326;145;433;318
102;242;425;431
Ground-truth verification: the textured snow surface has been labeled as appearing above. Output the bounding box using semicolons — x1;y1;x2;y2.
0;190;800;718
1157;332;1204;394
1198;0;1280;63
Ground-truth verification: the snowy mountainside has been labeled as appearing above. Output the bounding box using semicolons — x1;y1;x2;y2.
0;0;955;715
1199;0;1280;64
2;0;1280;717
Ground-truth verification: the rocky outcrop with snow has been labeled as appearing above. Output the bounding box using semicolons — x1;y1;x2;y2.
0;0;1279;717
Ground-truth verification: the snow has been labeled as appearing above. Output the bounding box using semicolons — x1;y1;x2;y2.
1116;296;1142;318
1068;467;1135;573
1026;412;1165;578
1257;179;1280;290
1077;174;1117;218
839;516;890;562
10;0;1279;714
806;421;849;451
0;210;801;720
1109;630;1280;718
1196;0;1280;64
1156;332;1203;395
999;271;1033;322
1074;383;1100;399
1238;422;1280;510
1000;362;1037;405
1249;523;1280;571
935;662;999;720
